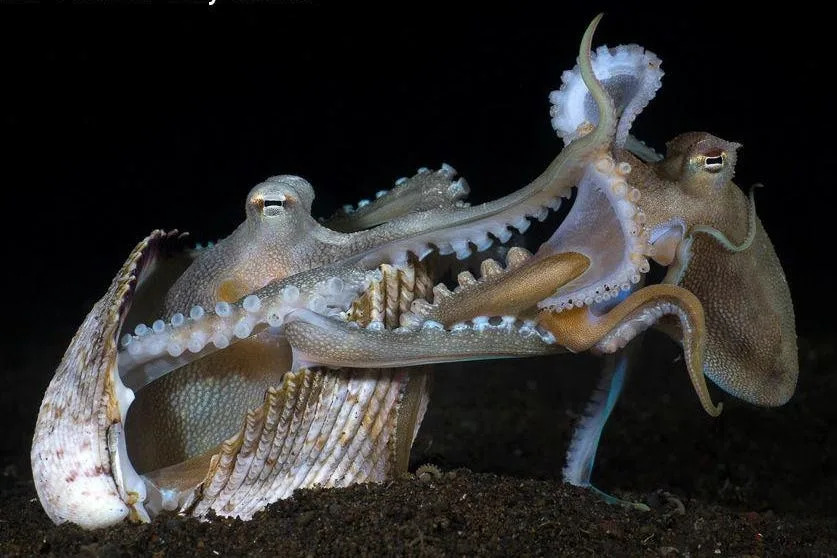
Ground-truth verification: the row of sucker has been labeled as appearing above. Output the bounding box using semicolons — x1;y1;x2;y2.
593;300;685;354
549;43;664;149
326;164;468;226
355;178;570;269
117;268;378;392
346;18;612;272
539;153;651;312
282;309;560;371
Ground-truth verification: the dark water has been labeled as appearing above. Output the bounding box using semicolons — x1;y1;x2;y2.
1;5;833;556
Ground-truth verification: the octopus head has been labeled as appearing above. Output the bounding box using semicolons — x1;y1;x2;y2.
656;132;741;196
244;174;316;236
162;175;321;311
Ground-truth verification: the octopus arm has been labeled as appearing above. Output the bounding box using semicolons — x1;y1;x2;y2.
323;164;470;232
324;16;617;272
538;283;722;417
282;309;563;369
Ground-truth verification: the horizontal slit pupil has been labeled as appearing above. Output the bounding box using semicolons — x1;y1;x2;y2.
705;156;723;167
264;200;284;207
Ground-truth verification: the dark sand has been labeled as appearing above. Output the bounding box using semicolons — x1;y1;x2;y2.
2;330;834;557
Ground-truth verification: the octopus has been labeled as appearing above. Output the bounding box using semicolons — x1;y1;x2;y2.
31;15;798;529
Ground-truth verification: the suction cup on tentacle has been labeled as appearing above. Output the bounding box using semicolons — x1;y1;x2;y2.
549;44;663;148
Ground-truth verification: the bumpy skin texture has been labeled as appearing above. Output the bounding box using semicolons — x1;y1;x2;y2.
529;22;797;413
539;130;798;410
624;133;798;405
32;15;799;530
683;217;797;405
164;176;348;311
131;172;461;471
164;168;468;312
127;338;290;472
129;162;587;470
124;18;622;472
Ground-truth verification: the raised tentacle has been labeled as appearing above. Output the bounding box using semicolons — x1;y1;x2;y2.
321;14;617;270
324;164;470;232
550;32;663;149
537;283;723;417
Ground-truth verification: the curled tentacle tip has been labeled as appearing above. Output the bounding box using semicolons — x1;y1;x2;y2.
582;13;605;52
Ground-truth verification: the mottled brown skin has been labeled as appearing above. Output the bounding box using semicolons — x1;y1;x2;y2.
683;217;797;405
630;133;798;405
535;133;798;411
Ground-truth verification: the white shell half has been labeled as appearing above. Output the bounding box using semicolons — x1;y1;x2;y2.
30;231;168;528
549;44;663;148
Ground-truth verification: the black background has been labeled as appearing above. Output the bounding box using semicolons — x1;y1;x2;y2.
0;4;831;458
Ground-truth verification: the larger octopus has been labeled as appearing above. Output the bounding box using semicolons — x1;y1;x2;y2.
31;15;797;529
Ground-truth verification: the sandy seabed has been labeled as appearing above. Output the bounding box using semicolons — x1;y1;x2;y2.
2;332;834;557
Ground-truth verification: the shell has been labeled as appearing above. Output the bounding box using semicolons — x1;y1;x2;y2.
31;231;169;528
31;229;431;527
152;366;426;521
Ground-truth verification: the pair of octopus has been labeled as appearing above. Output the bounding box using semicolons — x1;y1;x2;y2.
32;15;797;529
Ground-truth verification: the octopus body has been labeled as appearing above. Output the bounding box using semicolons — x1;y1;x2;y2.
31;15;797;529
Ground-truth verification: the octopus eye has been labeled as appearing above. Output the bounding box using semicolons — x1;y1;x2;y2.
260;197;286;216
701;149;726;173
